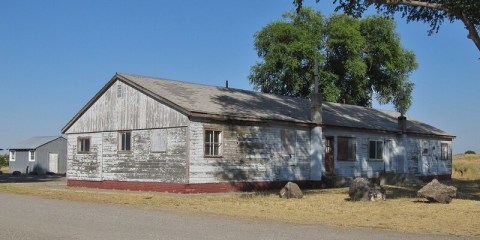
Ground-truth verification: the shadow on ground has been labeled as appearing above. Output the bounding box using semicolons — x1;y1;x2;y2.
0;174;66;183
384;178;480;201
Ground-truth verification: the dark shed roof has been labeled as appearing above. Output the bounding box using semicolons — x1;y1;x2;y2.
9;136;64;150
62;73;453;138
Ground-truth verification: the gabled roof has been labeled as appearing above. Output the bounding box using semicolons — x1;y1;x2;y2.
62;73;454;138
9;136;65;150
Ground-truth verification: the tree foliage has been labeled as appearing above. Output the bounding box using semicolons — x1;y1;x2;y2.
293;0;480;52
249;8;417;111
0;154;8;167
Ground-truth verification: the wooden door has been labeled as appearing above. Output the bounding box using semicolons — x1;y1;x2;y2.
325;137;334;174
48;153;59;173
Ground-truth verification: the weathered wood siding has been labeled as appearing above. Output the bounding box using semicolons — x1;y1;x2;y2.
67;127;187;182
188;121;311;184
65;80;189;134
406;137;452;176
323;129;400;178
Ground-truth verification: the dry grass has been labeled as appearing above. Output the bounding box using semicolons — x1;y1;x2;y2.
0;181;479;237
452;154;480;179
0;155;478;237
0;166;8;173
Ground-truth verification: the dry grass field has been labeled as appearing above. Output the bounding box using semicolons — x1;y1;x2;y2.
0;155;479;237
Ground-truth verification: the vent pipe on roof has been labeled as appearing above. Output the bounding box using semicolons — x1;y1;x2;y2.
225;80;229;88
311;59;322;124
398;85;407;133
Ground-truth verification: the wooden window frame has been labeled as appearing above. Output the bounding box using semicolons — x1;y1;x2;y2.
440;143;451;160
204;129;223;157
368;140;384;161
151;129;167;153
29;150;35;162
337;136;356;161
118;131;132;152
77;137;91;154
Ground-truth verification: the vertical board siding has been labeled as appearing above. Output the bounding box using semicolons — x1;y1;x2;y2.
324;129;452;178
65;81;189;134
67;127;187;183
406;137;452;176
188;121;311;184
323;129;400;178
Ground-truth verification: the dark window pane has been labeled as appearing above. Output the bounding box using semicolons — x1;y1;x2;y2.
369;141;376;159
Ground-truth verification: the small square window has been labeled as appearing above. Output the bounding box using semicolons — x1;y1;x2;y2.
204;130;222;157
422;140;429;155
119;131;132;152
77;137;91;153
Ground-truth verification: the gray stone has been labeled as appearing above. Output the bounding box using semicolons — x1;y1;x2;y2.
417;179;457;204
348;177;386;201
279;182;303;199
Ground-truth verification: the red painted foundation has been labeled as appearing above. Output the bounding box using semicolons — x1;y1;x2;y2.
67;174;451;194
67;179;319;194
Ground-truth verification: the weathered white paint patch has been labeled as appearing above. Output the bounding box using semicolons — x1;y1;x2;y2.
188;121;311;184
67;127;188;182
65;80;189;134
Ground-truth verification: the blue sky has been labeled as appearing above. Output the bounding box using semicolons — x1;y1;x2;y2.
1;0;478;154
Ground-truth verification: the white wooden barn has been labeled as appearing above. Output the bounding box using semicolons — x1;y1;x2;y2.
61;73;454;193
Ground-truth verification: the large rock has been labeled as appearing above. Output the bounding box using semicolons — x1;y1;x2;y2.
279;182;303;199
348;177;386;201
417;179;457;204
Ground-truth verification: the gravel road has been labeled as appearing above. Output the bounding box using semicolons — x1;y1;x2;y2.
0;192;474;240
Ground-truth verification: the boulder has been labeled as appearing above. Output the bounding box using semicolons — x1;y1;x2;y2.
417;179;457;204
279;182;303;199
348;177;386;201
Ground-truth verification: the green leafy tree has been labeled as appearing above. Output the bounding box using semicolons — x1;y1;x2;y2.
0;154;8;168
249;8;417;110
293;0;480;53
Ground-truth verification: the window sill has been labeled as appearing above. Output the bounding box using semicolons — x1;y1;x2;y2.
77;152;91;154
204;155;223;158
118;151;132;154
368;159;384;161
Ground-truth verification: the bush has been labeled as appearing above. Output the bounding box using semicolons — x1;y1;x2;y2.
12;171;21;175
465;150;476;154
0;154;8;167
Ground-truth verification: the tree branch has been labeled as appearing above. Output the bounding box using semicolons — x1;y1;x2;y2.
366;0;480;52
459;13;480;52
366;0;443;10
